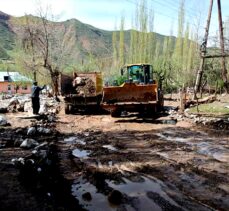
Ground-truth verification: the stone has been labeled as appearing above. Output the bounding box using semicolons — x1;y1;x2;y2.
14;138;24;147
20;138;39;149
27;127;36;135
0;115;10;126
0;107;8;113
47;114;56;122
107;190;123;205
37;127;51;134
39;103;48;114
8;98;19;106
24;101;32;113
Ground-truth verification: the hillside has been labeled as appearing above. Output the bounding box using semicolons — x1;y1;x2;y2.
0;11;174;64
0;11;15;60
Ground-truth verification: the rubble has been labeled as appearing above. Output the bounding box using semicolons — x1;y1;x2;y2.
27;127;36;135
0;115;10;126
20;138;39;149
37;127;52;134
73;77;96;96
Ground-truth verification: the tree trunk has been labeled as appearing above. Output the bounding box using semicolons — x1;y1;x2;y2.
51;72;60;97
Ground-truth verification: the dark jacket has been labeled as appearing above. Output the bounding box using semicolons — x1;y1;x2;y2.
31;85;45;98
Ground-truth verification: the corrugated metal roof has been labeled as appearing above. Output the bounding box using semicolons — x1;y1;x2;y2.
0;72;32;82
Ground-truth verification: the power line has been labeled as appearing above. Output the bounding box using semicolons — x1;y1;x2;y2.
125;0;206;32
150;0;201;20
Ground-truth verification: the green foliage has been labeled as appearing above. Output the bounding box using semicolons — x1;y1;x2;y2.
189;103;229;115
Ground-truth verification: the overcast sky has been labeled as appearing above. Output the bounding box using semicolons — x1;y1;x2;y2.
0;0;229;37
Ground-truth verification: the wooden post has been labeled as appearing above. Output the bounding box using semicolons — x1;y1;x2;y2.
180;84;185;112
194;0;213;95
217;0;228;93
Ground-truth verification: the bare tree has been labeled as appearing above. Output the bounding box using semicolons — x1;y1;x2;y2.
19;5;75;96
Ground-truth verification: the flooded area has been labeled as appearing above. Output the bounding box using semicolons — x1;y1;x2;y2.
1;112;229;210
54;114;229;210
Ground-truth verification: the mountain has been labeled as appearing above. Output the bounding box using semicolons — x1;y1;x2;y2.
0;11;15;59
0;11;174;64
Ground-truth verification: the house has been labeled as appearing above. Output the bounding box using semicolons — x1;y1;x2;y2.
0;71;32;94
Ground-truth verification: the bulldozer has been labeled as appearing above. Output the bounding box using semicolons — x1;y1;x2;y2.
102;63;163;117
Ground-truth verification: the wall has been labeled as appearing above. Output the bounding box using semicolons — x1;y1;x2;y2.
0;82;31;94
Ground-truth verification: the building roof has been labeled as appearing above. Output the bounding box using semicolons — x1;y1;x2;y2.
0;71;32;83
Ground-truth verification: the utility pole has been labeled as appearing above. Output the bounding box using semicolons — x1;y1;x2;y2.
194;0;213;94
194;0;229;96
217;0;228;92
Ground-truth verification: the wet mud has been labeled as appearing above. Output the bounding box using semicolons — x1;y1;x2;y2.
0;112;229;210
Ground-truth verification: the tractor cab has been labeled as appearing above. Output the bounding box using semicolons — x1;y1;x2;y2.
121;64;154;84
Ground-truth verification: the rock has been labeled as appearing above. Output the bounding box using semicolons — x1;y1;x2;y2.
16;103;24;112
82;192;92;201
47;114;56;122
8;98;19;106
108;190;123;205
27;127;36;135
0;107;8;113
37;127;51;134
20;138;39;149
24;101;32;112
0;115;10;126
12;157;25;165
34;142;48;150
39;103;48;114
14;138;24;147
35;150;48;159
37;167;42;172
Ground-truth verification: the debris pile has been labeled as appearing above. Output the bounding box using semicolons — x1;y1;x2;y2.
0;94;61;114
73;77;96;96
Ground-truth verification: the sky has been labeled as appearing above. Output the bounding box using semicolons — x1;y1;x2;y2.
1;0;229;38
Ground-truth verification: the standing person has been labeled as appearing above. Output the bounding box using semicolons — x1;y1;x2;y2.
31;81;45;115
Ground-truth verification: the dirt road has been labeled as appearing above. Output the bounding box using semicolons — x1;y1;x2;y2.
0;109;229;210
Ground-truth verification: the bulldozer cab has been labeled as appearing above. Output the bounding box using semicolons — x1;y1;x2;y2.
121;64;153;84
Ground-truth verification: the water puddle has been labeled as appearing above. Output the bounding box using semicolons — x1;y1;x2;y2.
102;145;117;151
72;175;181;211
157;131;229;162
107;176;181;211
157;132;189;143
196;142;229;162
157;119;177;125
64;136;86;145
71;176;117;210
72;149;91;158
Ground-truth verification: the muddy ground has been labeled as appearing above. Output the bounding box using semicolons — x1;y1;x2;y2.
0;97;229;211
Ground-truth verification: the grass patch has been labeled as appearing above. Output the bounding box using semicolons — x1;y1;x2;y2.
188;102;229;115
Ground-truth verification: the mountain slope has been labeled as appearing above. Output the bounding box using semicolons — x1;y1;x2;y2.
0;11;15;59
0;11;174;64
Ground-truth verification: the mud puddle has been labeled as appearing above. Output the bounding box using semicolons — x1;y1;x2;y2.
196;142;229;162
64;136;86;145
72;149;91;158
71;173;182;211
157;130;229;162
107;176;181;211
102;145;117;151
72;176;117;210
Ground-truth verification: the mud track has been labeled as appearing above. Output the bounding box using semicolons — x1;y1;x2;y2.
0;111;229;210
